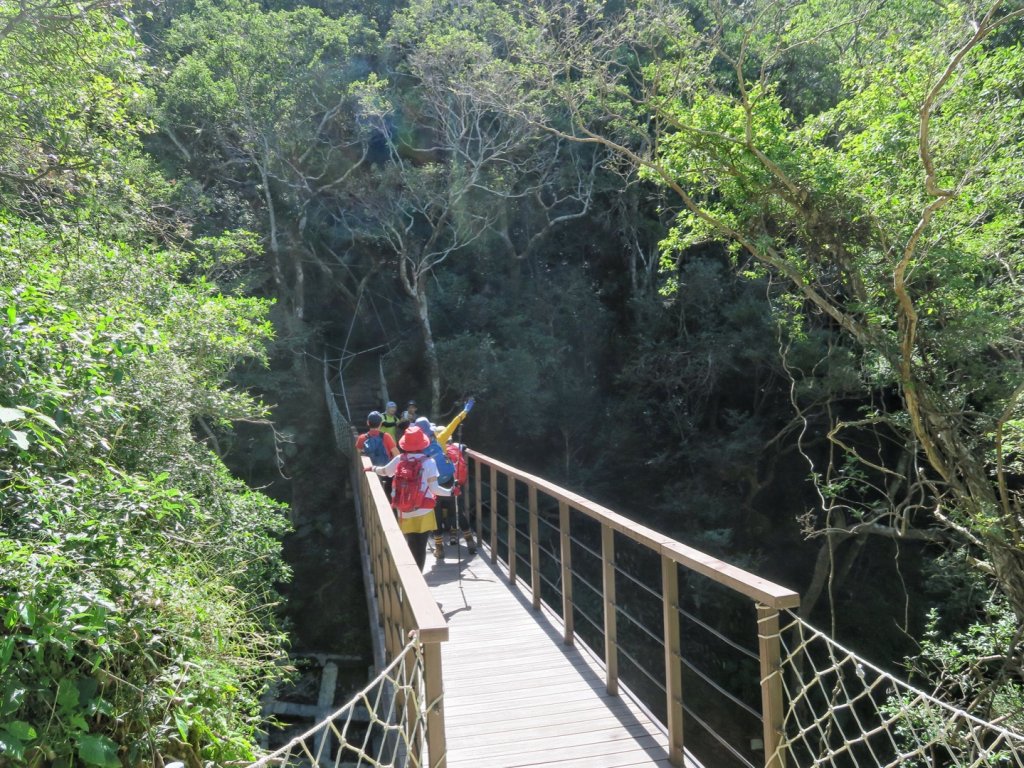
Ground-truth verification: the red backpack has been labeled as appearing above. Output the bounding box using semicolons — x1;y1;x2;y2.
446;443;468;486
392;455;431;513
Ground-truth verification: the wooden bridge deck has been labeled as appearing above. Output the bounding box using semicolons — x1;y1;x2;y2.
424;542;700;768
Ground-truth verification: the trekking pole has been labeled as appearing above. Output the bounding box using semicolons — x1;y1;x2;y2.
454;490;463;587
457;415;467;552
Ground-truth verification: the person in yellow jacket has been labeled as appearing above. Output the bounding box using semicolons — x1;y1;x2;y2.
433;397;474;444
413;398;475;561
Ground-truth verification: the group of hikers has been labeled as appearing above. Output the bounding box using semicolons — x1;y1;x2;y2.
358;398;477;570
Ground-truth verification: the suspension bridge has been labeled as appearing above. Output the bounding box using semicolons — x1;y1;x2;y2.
248;360;1024;768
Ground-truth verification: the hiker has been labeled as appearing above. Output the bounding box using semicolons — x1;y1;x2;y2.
433;396;474;445
399;400;419;433
369;426;451;571
380;401;400;442
443;439;475;554
415;401;477;560
355;411;398;465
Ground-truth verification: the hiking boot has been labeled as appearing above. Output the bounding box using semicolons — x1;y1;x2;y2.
464;533;477;556
434;543;445;562
448;532;458;546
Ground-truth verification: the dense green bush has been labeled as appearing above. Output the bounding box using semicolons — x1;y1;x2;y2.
0;2;291;763
0;222;289;766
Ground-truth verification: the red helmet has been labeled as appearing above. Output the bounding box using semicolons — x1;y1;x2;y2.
399;425;430;452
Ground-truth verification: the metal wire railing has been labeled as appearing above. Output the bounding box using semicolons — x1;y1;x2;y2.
470;454;1024;768
468;451;800;768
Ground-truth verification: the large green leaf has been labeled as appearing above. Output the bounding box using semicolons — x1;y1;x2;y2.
77;733;120;768
56;678;79;710
0;407;24;424
2;721;36;741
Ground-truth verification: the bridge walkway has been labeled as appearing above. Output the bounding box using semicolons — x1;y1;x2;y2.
426;543;692;768
295;360;1024;768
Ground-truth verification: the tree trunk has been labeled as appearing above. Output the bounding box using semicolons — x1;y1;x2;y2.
800;534;841;620
987;538;1024;622
413;280;442;417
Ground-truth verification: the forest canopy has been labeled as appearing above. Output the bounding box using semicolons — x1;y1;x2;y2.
2;0;1024;762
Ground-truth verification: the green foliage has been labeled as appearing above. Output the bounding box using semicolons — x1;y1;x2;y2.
1;221;288;765
907;599;1024;733
0;1;290;765
434;262;610;463
0;225;289;765
0;0;151;205
613;256;800;550
160;0;376;137
390;0;1024;728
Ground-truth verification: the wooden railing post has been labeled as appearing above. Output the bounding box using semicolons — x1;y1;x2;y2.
758;605;786;768
602;524;618;695
559;500;574;645
662;555;684;766
404;644;422;766
507;475;517;583
384;553;400;659
474;456;482;547
489;464;498;562
423;639;447;768
528;484;540;610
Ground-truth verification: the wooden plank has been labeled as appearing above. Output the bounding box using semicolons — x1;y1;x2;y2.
454;753;675;768
443;665;602;686
447;740;666;766
442;654;594;673
446;722;665;759
428;544;689;768
446;707;656;742
440;647;571;666
449;735;668;766
447;696;633;726
443;676;616;705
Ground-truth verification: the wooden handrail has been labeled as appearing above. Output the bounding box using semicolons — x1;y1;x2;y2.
355;453;448;768
466;450;799;610
466;449;799;768
359;455;449;642
323;359;448;767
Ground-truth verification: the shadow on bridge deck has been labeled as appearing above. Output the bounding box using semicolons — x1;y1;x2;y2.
424;543;702;768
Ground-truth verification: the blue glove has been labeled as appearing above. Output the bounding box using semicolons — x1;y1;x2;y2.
464;397;474;413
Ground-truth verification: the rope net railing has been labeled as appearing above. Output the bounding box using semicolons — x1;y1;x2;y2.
247;640;430;768
775;610;1024;768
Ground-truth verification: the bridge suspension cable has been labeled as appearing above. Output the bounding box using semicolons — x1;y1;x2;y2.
774;611;1024;767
